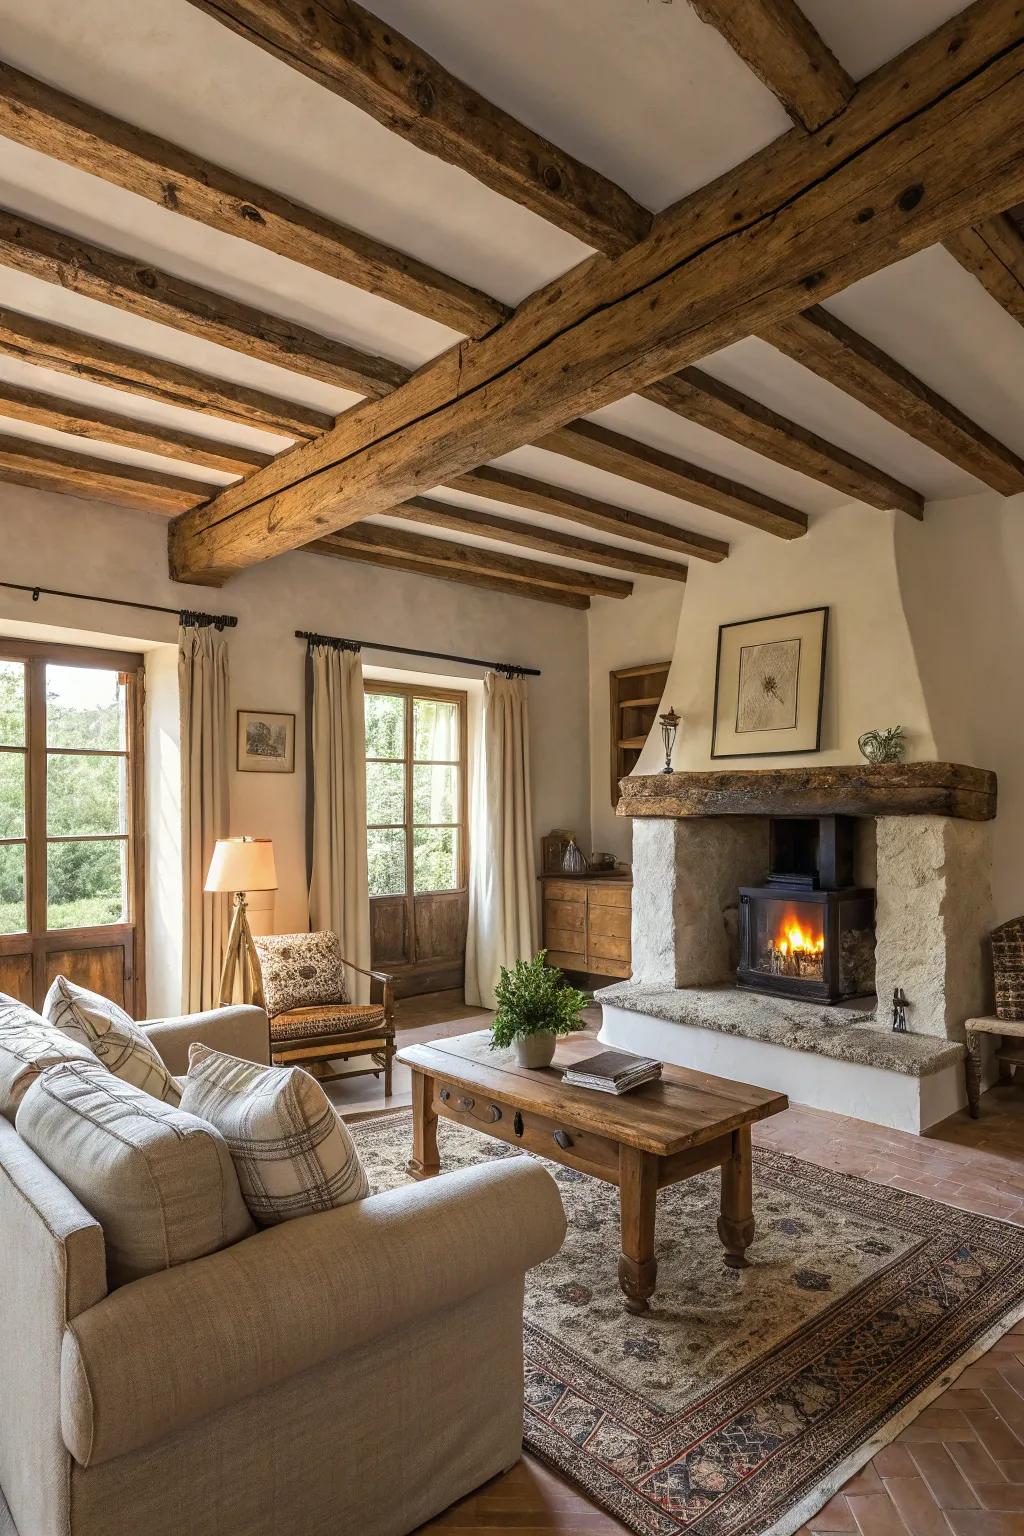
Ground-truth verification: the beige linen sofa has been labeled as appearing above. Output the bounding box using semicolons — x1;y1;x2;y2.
0;1004;567;1536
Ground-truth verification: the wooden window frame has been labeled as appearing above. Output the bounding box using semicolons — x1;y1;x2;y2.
0;636;146;1012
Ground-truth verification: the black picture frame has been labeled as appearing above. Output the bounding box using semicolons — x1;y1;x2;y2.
710;606;829;760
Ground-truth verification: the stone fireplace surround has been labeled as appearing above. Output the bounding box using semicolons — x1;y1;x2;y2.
596;764;997;1134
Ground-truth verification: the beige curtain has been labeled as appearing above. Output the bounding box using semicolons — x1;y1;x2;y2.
308;644;371;1003
179;624;230;1013
465;671;538;1010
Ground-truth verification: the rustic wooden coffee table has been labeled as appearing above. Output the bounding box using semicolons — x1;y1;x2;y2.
398;1032;788;1314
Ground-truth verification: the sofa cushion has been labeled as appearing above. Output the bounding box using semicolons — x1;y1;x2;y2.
0;992;96;1121
180;1044;369;1225
44;974;181;1105
16;1059;254;1288
253;931;350;1018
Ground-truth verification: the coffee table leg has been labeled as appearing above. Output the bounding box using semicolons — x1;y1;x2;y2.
618;1146;658;1315
407;1069;440;1178
718;1126;755;1268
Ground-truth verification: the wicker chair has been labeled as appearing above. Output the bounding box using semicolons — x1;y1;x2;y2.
252;931;396;1095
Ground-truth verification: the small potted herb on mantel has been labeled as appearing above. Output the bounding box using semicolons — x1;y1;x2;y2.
489;951;588;1068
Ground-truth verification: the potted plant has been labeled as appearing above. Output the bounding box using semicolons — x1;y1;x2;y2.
490;951;588;1068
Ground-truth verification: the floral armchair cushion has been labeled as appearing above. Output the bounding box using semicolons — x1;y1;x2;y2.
253;932;350;1019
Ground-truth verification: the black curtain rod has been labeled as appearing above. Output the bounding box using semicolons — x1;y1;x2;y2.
0;580;238;630
295;630;540;677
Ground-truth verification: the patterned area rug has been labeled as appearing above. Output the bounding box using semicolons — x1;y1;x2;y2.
350;1111;1024;1536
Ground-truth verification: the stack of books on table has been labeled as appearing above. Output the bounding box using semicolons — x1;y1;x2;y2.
562;1049;662;1095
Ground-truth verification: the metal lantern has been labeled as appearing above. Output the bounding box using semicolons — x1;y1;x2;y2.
659;708;680;774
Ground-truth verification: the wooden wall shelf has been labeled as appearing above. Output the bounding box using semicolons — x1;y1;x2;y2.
610;660;670;807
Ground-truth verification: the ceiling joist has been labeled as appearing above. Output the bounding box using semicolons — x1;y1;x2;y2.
0;59;507;338
641;367;924;517
392;498;689;582
762;305;1024;496
944;211;1024;327
688;0;855;132
168;0;1024;581
184;0;652;256
0;207;409;396
308;537;592;609
0;433;211;513
0;308;330;438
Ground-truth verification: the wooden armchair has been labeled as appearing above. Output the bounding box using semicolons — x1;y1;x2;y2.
251;931;396;1095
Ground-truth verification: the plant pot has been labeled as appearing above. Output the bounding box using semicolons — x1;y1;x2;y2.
514;1032;557;1069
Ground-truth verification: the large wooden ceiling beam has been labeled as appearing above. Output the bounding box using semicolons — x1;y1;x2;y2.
0;60;506;338
445;464;728;561
0;434;211;513
642;367;924;517
318;522;632;597
944;212;1024;326
0;208;409;397
168;0;1024;581
0;308;330;438
392;497;689;582
538;419;808;537
688;0;855;132
761;305;1024;494
185;0;651;257
308;537;591;609
0;379;271;475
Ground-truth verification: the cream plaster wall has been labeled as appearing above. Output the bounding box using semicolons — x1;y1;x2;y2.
1;485;591;1014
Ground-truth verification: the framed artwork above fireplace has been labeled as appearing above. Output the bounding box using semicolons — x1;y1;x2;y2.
711;606;828;759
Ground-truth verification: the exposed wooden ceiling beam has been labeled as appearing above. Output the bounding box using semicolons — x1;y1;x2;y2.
0;434;211;513
392;497;689;582
688;0;855;132
308;537;591;609
538;419;808;537
445;464;729;561
642;367;924;517
0;308;331;438
944;212;1024;326
0;379;271;475
0;208;409;397
185;0;651;257
0;59;507;339
168;0;1024;580
761;305;1024;495
319;522;632;597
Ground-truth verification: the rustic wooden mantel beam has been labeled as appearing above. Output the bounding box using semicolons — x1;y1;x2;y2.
617;763;998;821
184;0;652;256
168;0;1024;582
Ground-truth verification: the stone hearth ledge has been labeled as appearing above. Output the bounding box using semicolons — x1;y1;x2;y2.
594;982;965;1077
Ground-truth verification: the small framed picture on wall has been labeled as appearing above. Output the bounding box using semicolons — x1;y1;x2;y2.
237;710;296;773
711;606;828;759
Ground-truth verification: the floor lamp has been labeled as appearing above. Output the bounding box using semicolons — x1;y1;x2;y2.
205;837;278;1008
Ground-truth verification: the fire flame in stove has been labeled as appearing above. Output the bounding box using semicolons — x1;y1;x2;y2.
776;916;825;958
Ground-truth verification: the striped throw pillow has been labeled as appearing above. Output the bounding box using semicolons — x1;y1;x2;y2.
43;975;181;1105
180;1044;369;1225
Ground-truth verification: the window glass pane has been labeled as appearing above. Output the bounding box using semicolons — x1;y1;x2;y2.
366;760;404;826
0;751;25;838
46;665;126;751
47;754;127;836
413;764;457;825
0;661;25;747
367;827;406;898
413;698;459;761
365;693;404;760
47;839;126;929
413;827;458;893
0;842;25;934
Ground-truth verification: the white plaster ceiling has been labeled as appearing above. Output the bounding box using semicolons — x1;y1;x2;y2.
0;0;1019;571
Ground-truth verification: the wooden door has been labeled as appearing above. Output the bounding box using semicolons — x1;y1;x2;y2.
0;640;145;1013
365;684;468;997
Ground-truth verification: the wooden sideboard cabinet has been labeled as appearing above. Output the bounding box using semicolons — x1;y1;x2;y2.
540;875;632;980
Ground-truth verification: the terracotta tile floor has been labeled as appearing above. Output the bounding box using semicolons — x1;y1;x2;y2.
329;998;1024;1535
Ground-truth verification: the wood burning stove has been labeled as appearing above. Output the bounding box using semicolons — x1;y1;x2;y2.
737;816;875;1003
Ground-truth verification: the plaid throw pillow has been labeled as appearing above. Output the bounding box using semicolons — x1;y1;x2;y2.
0;992;96;1121
180;1044;369;1225
44;975;181;1106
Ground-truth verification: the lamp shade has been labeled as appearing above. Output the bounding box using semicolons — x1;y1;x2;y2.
204;837;278;894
